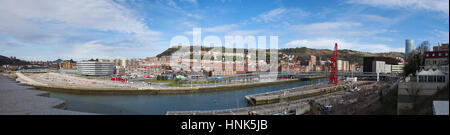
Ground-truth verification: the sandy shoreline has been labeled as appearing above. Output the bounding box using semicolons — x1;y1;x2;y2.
0;75;94;115
12;72;307;95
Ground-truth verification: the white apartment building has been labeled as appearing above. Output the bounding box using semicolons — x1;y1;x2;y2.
77;61;114;76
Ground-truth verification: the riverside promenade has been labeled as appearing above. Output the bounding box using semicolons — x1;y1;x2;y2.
0;75;94;115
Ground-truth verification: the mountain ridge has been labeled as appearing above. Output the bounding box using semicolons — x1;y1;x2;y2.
156;46;404;65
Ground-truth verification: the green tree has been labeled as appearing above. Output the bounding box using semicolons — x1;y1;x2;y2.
404;42;429;76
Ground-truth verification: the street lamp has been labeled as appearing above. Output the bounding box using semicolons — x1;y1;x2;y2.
213;99;217;115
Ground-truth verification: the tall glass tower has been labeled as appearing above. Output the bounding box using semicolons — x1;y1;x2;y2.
405;39;414;61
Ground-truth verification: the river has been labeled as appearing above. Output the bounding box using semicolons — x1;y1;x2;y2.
1;75;325;114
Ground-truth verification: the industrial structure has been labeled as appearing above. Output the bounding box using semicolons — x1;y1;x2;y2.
363;57;402;73
329;43;338;85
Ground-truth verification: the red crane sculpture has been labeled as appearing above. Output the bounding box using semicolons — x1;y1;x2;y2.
329;43;338;85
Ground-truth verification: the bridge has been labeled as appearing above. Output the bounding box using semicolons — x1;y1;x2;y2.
206;71;400;79
278;71;402;82
278;71;400;78
183;71;401;84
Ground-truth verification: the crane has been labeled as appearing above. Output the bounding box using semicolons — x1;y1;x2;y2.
329;43;338;85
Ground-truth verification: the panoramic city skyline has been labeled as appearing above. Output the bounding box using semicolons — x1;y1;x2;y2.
0;0;449;61
1;0;449;126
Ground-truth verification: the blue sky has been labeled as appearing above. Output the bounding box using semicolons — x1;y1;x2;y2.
0;0;448;61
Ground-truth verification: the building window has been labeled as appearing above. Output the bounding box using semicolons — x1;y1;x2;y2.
446;53;448;56
439;53;442;56
432;53;435;56
426;54;429;57
437;76;444;83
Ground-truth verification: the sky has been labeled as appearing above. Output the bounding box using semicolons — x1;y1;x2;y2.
0;0;448;61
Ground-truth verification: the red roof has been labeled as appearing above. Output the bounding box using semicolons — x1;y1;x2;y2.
425;51;449;58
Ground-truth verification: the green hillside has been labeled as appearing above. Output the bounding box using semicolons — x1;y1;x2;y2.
156;46;404;65
279;47;404;65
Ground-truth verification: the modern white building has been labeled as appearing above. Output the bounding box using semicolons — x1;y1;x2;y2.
391;65;405;73
372;61;385;73
416;69;448;83
77;60;114;76
384;64;391;74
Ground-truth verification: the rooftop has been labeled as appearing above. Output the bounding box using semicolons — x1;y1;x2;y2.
417;69;446;76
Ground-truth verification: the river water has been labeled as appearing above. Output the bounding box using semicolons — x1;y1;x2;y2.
1;75;325;114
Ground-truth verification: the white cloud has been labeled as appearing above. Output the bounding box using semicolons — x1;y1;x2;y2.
292;21;388;38
227;30;262;36
180;0;198;4
0;0;160;45
196;24;264;37
358;14;392;23
285;38;404;53
66;41;167;60
295;22;362;31
166;0;179;8
347;0;449;15
434;29;450;42
183;27;262;37
252;8;309;23
184;30;194;36
253;8;286;22
203;24;239;33
218;0;232;3
372;37;395;42
186;13;202;19
183;21;197;28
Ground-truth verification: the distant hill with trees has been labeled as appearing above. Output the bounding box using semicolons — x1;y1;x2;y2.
0;55;30;66
156;46;404;65
279;47;404;65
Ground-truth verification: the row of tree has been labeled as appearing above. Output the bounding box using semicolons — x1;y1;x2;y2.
0;55;30;66
156;75;169;80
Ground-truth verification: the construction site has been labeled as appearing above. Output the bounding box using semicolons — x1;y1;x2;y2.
167;43;401;115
